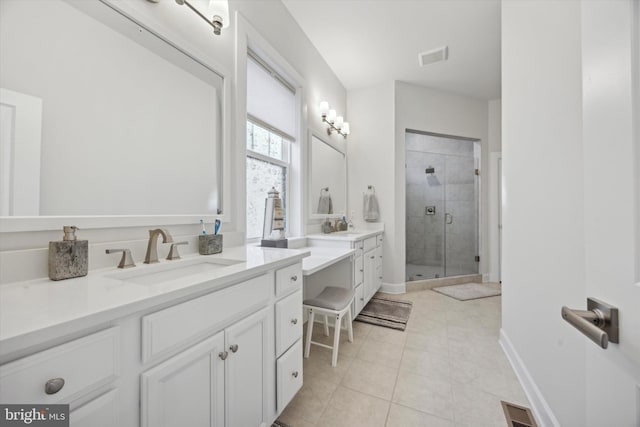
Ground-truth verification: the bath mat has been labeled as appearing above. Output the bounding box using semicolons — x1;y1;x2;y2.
272;421;291;427
433;282;501;301
355;294;413;331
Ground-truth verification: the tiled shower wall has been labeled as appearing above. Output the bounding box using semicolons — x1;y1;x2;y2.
405;132;478;277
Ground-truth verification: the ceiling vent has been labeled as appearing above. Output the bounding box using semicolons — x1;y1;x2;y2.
418;46;449;67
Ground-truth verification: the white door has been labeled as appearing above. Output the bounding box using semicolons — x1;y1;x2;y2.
141;331;225;427
581;1;640;425
0;88;42;215
225;307;270;427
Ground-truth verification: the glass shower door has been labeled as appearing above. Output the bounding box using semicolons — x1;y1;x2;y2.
443;155;478;277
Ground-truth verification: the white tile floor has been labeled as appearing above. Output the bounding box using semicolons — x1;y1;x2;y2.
277;288;530;427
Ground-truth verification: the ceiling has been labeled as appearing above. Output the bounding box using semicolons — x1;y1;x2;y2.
282;0;501;100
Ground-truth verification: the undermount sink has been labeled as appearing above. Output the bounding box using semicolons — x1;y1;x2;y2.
107;258;242;285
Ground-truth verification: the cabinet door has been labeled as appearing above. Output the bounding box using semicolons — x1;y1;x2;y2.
141;331;225;427
375;246;383;291
225;307;270;427
364;249;377;303
354;254;364;287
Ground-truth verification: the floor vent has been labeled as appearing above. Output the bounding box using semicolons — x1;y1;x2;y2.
501;401;538;427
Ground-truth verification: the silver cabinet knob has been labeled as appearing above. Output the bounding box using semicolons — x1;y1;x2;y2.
370;256;375;259
229;344;239;353
219;351;228;360
359;246;364;250
291;275;298;282
360;298;364;301
45;378;65;395
292;371;299;378
291;318;298;325
359;269;364;272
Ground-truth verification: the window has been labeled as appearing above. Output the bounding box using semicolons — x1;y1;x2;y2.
246;120;291;239
246;49;297;240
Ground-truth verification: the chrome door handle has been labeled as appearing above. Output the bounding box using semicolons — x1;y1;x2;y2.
445;213;453;224
561;298;619;349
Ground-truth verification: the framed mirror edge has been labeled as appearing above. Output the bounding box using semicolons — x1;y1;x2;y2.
0;0;232;233
308;129;348;220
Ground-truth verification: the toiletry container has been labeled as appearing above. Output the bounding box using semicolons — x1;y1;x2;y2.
48;226;88;280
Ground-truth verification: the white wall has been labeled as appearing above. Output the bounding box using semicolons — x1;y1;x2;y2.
488;99;502;282
347;81;490;287
346;82;395;277
0;0;346;282
501;1;586;425
394;82;490;286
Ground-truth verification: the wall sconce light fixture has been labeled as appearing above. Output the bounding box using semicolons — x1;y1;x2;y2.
148;0;229;36
319;101;350;138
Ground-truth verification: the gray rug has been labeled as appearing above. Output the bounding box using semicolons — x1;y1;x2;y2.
433;282;501;301
355;294;413;331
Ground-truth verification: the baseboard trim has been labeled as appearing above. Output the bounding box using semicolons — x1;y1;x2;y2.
379;282;405;294
499;329;560;427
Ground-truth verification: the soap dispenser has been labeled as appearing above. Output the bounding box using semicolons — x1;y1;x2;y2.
48;226;88;281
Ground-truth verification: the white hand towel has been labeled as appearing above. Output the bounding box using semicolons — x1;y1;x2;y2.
317;193;333;214
363;193;379;221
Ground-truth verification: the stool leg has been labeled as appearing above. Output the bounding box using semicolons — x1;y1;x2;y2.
323;315;330;337
305;309;315;358
346;306;353;343
331;313;342;367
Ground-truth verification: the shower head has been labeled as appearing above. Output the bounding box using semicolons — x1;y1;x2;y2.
425;167;435;174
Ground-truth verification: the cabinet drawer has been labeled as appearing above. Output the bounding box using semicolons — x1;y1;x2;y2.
376;234;383;246
363;236;377;253
355;255;364;286
276;340;303;412
275;290;302;356
354;283;365;316
275;263;302;296
142;273;271;363
70;389;119;427
0;328;119;404
354;241;364;258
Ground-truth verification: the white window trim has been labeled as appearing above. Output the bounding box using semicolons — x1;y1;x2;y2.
246;122;292;242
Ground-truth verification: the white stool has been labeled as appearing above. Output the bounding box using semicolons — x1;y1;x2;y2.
303;286;354;367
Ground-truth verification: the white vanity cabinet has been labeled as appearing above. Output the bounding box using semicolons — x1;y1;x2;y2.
306;231;384;319
140;306;270;427
0;255;307;427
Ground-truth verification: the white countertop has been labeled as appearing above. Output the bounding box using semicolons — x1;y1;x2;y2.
300;246;355;276
0;245;309;357
306;227;384;242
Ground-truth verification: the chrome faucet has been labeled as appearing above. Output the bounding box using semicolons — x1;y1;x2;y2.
144;228;174;264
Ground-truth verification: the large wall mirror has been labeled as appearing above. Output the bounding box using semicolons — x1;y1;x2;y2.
309;132;347;218
0;0;226;231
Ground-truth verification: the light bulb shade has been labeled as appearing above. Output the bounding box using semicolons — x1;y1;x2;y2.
319;101;329;116
342;122;350;134
207;0;229;28
327;109;337;122
335;116;344;129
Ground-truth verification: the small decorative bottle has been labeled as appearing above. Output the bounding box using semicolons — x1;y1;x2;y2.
48;226;89;281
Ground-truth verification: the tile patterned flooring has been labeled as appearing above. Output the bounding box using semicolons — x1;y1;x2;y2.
277;289;530;427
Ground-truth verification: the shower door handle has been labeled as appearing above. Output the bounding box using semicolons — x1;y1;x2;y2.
445;213;453;224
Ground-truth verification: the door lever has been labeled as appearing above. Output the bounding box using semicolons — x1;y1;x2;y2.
561;298;619;349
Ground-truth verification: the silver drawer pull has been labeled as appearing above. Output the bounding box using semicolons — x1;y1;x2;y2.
291;275;298;282
45;378;65;395
359;246;364;250
370;256;375;259
229;344;239;353
359;269;364;272
291;318;298;325
360;298;364;301
292;371;299;378
219;351;228;360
